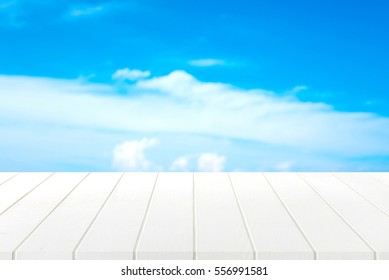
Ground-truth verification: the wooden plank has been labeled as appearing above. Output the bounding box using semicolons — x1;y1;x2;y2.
264;172;374;259
0;172;53;215
0;173;18;185
334;173;389;216
229;172;314;259
75;172;158;260
14;172;123;260
195;172;253;260
0;173;88;260
368;172;389;188
1;172;387;260
135;172;193;260
301;172;389;259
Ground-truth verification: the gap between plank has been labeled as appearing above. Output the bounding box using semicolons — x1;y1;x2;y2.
262;172;317;260
12;173;90;260
227;173;256;260
0;173;20;188
298;173;377;260
72;172;125;260
332;173;389;219
132;172;160;260
0;173;55;218
366;173;389;189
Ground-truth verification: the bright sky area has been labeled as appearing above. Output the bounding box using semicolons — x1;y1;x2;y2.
1;0;388;171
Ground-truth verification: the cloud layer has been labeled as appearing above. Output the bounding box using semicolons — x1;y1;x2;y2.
170;153;227;171
112;138;158;171
171;156;189;171
188;59;227;67
70;5;104;17
112;68;151;81
197;153;226;172
1;70;389;171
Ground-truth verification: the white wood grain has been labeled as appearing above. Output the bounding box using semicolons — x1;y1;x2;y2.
136;172;193;260
195;172;253;260
14;172;122;260
0;172;53;215
75;172;158;260
0;173;17;185
1;172;388;260
264;172;374;259
301;172;389;259
367;172;389;188
0;173;88;260
334;173;389;216
229;172;314;259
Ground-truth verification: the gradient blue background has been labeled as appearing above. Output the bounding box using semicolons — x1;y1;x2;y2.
1;0;388;171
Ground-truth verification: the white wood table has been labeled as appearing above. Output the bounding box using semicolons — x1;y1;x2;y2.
0;172;388;260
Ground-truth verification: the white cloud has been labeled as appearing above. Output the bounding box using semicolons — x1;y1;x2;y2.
197;153;226;172
112;138;158;171
189;59;227;67
284;86;308;96
171;156;189;171
112;68;151;81
70;5;104;17
1;71;389;159
275;161;294;171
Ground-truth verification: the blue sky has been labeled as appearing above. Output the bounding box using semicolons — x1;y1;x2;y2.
0;0;389;171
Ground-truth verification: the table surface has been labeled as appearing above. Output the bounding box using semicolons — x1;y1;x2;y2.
0;172;389;260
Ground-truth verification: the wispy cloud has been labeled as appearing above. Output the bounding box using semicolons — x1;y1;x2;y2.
171;156;189;171
170;153;226;171
71;6;103;17
1;71;389;172
68;3;108;18
275;161;294;171
112;68;151;81
188;59;227;67
197;153;226;172
284;86;308;96
112;138;159;171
